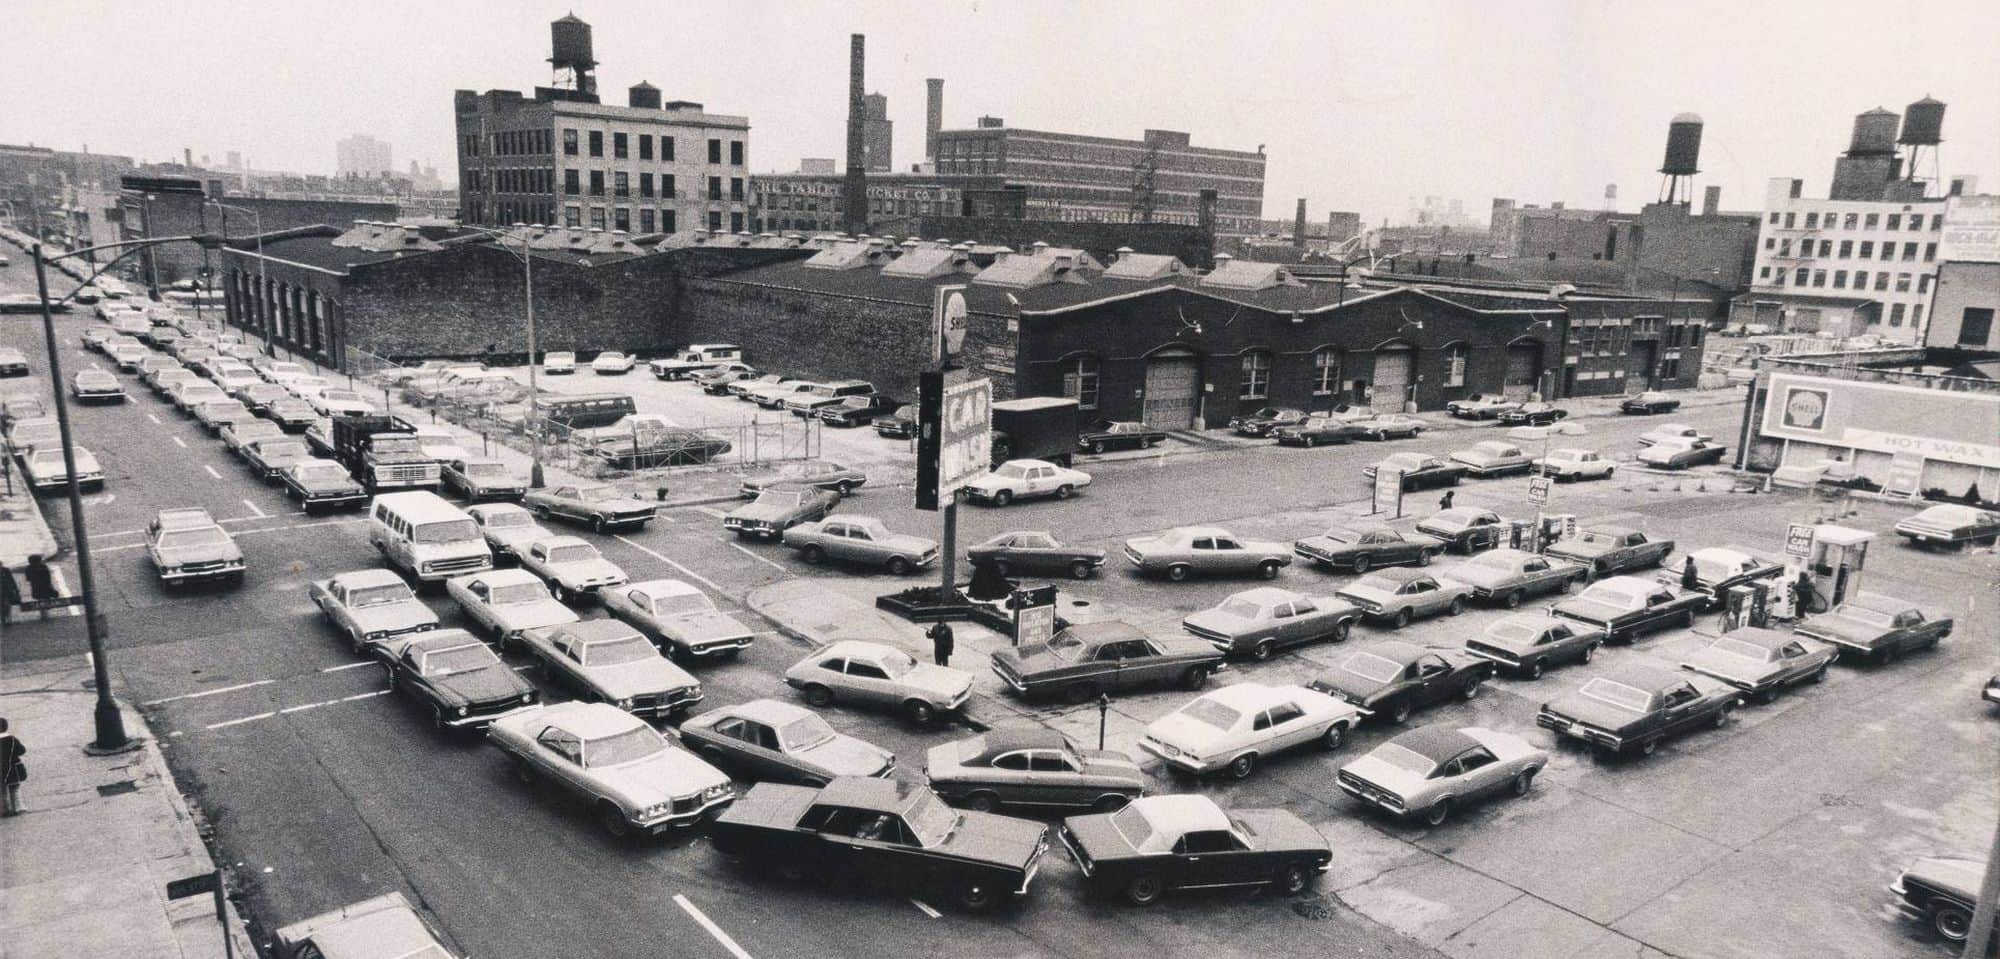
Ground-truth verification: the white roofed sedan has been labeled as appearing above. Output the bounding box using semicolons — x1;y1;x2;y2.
963;459;1093;507
783;640;974;726
1337;725;1547;827
517;535;629;604
515;619;704;722
591;350;636;374
22;445;104;493
1124;526;1292;582
1534;447;1616;482
782;515;938;575
601;578;756;662
446;568;580;646
1140;682;1366;780
487;701;734;837
466;502;551;562
309;568;439;656
679;698;895;786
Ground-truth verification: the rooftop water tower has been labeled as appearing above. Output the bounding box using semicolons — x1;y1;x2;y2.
1898;96;1945;191
1658;113;1702;204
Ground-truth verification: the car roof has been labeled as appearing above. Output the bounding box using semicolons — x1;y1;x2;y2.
1431;508;1488;522
474;568;545;587
1166;526;1230;539
1057;621;1148;645
1688;547;1756;564
972;727;1070;757
1845;591;1912;614
1470;441;1518;453
539;535;592;551
1384;725;1481;763
829;515;889;531
1382;452;1429;465
1001;458;1057;469
1128;795;1230;836
404;629;485;654
1226;586;1303;606
548;619;645;644
1585;525;1637;538
333;569;408;590
627;577;700;597
1710;627;1792;650
1364;568;1431;584
1199;682;1288;709
816;776;928;814
727;698;811;726
821;639;898;659
467;502;530;518
1589;575;1660;591
1603;663;1687;692
540;700;647;738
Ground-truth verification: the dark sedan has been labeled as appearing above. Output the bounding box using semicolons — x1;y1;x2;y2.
1059;795;1330;906
926;728;1145;813
1891;856;1990;944
1537;664;1738;758
1464;615;1599;678
1893;504;2000;549
1293;525;1444;573
1306;641;1493;724
1229;407;1309;437
1271;415;1366;447
1792;593;1953;665
1497;402;1567;426
872;405;917;439
990;622;1223;703
1362;453;1465;491
1415;508;1508;554
817;394;901;427
379;630;539;731
1079;419;1166;454
1619;391;1682;414
966;530;1105;580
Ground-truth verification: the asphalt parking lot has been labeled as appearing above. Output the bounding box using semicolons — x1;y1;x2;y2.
4;282;1994;959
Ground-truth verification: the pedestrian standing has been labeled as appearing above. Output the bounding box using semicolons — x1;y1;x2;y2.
0;718;25;817
928;621;955;668
1438;490;1454;511
23;555;56;620
0;564;19;626
1681;555;1699;591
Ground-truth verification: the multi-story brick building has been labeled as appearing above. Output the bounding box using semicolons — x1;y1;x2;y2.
749;171;1010;235
931;121;1266;240
1743;175;1946;340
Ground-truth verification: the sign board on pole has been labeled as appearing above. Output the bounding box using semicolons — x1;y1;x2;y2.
1884;453;1925;498
933;285;970;366
1784;523;1816;559
1011;585;1059;647
937;378;992;500
1526;476;1553;508
165;871;222;901
1372;469;1404;517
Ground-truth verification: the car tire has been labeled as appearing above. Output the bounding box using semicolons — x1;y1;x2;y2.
1062;683;1098;705
1069;560;1094;581
1252;639;1277;662
596;801;631;838
1182;665;1211;691
1302;435;1315;448
1461;678;1482;700
1512;770;1536;796
963;791;1000;813
1089;441;1106;455
1448;597;1466;616
1227;754;1256;780
1056;484;1074;500
1505;590;1525;609
1092;794;1130;813
1527;658;1546;680
1930;901;1974;943
1273;862;1313;896
1582;643;1599;664
1352;555;1372;573
1166;564;1191;582
1320;723;1346;751
1418;550;1436;567
801;684;834;708
802;545;826;565
956;882;998;912
1639;738;1660;757
904;699;938;726
1713;704;1733;728
991;559;1014;578
1423;799;1452;827
1393;608;1412;629
836;480;857;496
992;489;1013;507
1879;646;1898;666
591;516;608;534
1388;699;1412;724
348;628;367;656
1810;664;1829;684
1330;620;1353;644
886;556;912;576
509;755;536;786
1124;875;1165;907
1258;560;1282;580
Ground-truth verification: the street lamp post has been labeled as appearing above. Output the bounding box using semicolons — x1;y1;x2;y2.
464;223;545;488
207;201;268;356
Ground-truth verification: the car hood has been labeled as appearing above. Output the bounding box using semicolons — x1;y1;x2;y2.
1183;608;1255;636
550;558;625;583
1145;711;1232;754
660;609;752;642
1309;670;1390;703
1340;754;1427;797
729;501;802;522
350;602;436;634
1680;648;1778;685
1901;857;1985;899
796;735;894;777
433;664;531;704
873;533;936;553
938;811;1047;870
494;600;579;629
903;663;973;699
595;748;730;802
1542;691;1644;732
589;658;698;700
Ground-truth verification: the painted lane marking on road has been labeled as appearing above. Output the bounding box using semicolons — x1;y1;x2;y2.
146;413;160;424
242;499;267;519
205;711;276;730
727;541;791;573
202;690;390;730
47;568;79;617
614;534;732;594
233;520;361;537
909;898;942;919
142;679;277;706
172;436;187;448
203;464;222;480
672;894;755;959
319;662;375;673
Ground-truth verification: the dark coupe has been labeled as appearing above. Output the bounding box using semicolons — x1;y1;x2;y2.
1463;615;1600;679
966;529;1106;580
379;629;539;731
1415;508;1508;553
1079;419;1166;454
1229;407;1309;437
1362;453;1466;491
990;621;1224;703
926;728;1146;813
1292;525;1444;573
1306;640;1493;724
1059;795;1331;906
1619;391;1682;414
1536;664;1739;758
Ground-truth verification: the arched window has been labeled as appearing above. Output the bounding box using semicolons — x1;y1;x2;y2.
1443;344;1467;388
1311;349;1340;396
1062;354;1100;410
1239;350;1272;400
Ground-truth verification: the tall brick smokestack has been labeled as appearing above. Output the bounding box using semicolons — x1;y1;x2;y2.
926;78;943;161
1293;198;1307;248
842;34;868;233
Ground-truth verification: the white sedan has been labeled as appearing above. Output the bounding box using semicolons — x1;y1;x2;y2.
305;387;378;418
591;351;636;374
1138;682;1365;779
962;459;1093;506
1636;423;1712;447
1533;448;1616;481
445;568;579;645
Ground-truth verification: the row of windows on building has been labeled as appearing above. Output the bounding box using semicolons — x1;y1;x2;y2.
548;170;743;202
466;129;552;157
555;205;745;234
557;129;743;166
1764;236;1938;262
1757;265;1934;297
1058;347;1469;408
486;201;558;226
1766;209;1943;232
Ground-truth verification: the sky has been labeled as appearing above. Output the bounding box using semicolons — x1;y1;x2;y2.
7;0;1998;227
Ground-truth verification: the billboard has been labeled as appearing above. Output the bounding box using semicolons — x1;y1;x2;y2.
1761;372;2000;469
1940;195;2000;264
938;378;993;497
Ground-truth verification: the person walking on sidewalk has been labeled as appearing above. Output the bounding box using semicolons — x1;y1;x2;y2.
0;718;25;816
928;622;955;668
23;555;56;620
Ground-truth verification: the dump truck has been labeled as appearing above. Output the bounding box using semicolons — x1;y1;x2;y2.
331;415;441;492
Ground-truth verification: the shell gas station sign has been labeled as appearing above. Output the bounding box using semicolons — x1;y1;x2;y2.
1762;372;2000;469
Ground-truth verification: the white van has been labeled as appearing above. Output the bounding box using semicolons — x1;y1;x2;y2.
368;491;493;582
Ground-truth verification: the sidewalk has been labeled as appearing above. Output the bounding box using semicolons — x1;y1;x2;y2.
0;661;255;959
0;480;62;571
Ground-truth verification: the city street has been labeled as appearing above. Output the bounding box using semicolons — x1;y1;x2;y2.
5;267;1995;959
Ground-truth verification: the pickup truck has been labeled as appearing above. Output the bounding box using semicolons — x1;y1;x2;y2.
330;415;442;492
1550;576;1706;643
1545;526;1674;578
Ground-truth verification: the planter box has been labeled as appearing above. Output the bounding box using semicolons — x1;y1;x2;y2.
875;587;975;623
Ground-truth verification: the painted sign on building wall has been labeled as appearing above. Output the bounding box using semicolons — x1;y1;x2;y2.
1940;195;2000;264
1761;372;2000;469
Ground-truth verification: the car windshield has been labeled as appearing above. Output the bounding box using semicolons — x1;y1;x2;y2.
581;636;655;666
1178;698;1242;730
904;790;958;847
1835;606;1895;628
1216;597;1264;619
1373;743;1438;775
780;714;838;752
260;441;308;458
297;464;349;483
421;643;498;676
584;726;666;767
1109;804;1156;850
414;520;477;544
347;583;413;607
489;582;548;605
484;510;531;529
1485;620;1543;644
1710;638;1771;661
159;528;229;549
755;490;803;507
548;544;597;564
1351;574;1401;593
1045;631;1087;660
653;592;713;615
1341;652;1404;684
1579;678;1651;712
372;437;423;455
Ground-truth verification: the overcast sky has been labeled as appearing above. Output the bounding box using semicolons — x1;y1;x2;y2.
7;0;1997;226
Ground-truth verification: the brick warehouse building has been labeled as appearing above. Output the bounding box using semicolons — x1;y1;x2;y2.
119;190;399;290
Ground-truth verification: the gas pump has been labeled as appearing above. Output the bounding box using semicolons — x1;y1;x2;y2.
1722;582;1771;632
1805;524;1872;610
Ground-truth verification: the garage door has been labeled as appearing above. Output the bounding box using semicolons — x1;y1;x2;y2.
1143;349;1201;429
1372;347;1413;411
1629;341;1658;392
1503;344;1542;401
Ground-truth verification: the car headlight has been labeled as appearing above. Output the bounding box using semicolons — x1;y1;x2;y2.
637;801;669;819
703;783;733;800
456;705;469;717
615;697;635;709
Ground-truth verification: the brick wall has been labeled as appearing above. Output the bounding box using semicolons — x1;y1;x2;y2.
126;194;397;286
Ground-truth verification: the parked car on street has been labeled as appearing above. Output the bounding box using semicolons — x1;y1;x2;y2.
518;535;629;603
723;485;840;541
1449;441;1533;477
783;515;939;574
872;404;917;439
1292;525;1443;573
516;619;702;722
309;568;439;655
1270;413;1366;447
380;629;539;730
541;351;575;374
146;507;243;586
465;502;550;562
926;729;1143;813
681;699;895;786
1464;614;1599;678
1636;423;1712;447
271;892;459;959
440;457;526;501
1355;414;1427;440
601;578;756;662
711;777;1048;911
966;530;1106;580
1497;402;1566;426
220;419;285;457
783;640;973;725
1445;394;1521;419
727;373;792;400
1679;627;1838;702
1893;504;2000;549
1663;546;1785;610
446;568;579;645
1181;587;1360;661
1416;508;1507;553
1124;526;1291;581
1335;569;1473;628
1534;447;1617;481
0;348;30;377
1058;795;1330;905
1890;856;1990;945
1363;452;1465;491
590;350;636;374
261;397;319;431
1446;549;1586;608
1537;665;1738;758
1078;419;1165;454
1550;575;1705;643
1229;407;1310;437
1140;683;1365;779
69;369;125;403
240;436;312;480
740;460;868;497
817;393;900;427
696;363;761;393
20;445;104;493
488;701;733;836
1637;437;1727;469
1792;594;1953;664
963;458;1093;506
1545;526;1675;577
990;621;1223;703
1337;725;1547;826
193;398;260;435
523;482;656;532
305;387;379;418
1619;390;1683;415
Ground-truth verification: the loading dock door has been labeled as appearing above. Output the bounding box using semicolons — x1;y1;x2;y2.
1372;347;1413;411
1143;349;1201;429
1629;341;1659;392
1503;344;1542;400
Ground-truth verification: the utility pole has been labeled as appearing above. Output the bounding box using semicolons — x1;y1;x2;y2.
31;244;133;754
1965;815;2000;958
